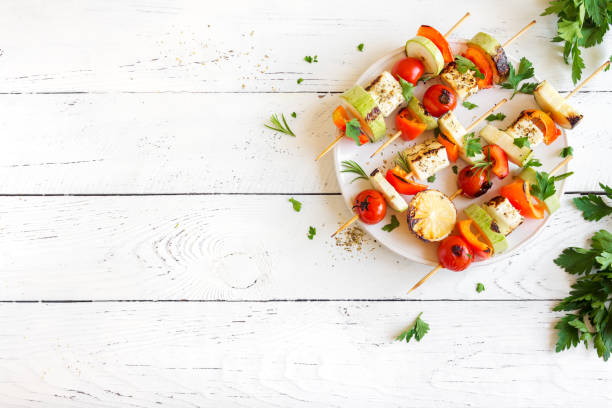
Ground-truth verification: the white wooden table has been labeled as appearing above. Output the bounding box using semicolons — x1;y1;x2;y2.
1;1;611;406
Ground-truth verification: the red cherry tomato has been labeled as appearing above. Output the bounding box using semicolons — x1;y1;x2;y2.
438;235;473;271
353;190;387;224
391;57;425;85
423;84;457;117
395;108;427;141
462;47;494;89
385;166;428;195
417;25;454;64
481;144;509;179
457;219;492;261
458;165;493;198
500;180;545;219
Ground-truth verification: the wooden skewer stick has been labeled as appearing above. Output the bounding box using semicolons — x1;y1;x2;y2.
449;189;463;200
331;214;359;238
315;133;344;161
565;60;611;100
444;12;471;37
465;98;508;133
370;131;401;158
407;155;573;294
502;20;536;48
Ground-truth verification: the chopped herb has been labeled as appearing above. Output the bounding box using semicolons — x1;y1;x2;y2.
307;226;316;240
476;283;485;293
427;174;436;183
462;101;478;110
291;112;297;118
265;114;295;136
471;159;492;179
452;165;458;174
382;215;400;232
288;198;302;212
395;151;411;174
561;146;574;158
524;158;543;169
531;171;574;202
357;43;364;52
341;160;369;183
573;183;612;221
514;137;530;148
501;57;538;98
304;55;318;63
486;112;506;122
345;118;364;146
398;77;414;103
297;78;304;84
463;132;482;157
395;312;430;343
455;55;484;79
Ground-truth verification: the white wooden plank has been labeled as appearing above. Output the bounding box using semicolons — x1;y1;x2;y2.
0;92;609;194
0;194;603;301
0;0;610;94
0;301;609;407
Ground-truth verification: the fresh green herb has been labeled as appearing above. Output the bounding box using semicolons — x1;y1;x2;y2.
288;198;302;212
574;183;612;221
606;56;612;71
485;112;507;122
530;171;574;202
291;112;297;118
462;101;478;110
501;57;538;98
455;55;485;79
476;283;485;293
345;118;364;146
357;43;364;52
398;77;414;103
514;137;531;148
427;174;436;183
382;215;400;232
561;146;574;157
471;159;492;179
542;0;611;83
464;132;483;157
265;114;295;136
341;160;369;183
524;158;543;169
304;55;318;63
307;226;316;240
297;78;304;84
395;151;411;173
395;312;430;343
553;229;612;361
452;165;458;174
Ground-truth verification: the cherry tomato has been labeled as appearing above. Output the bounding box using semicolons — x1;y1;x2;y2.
395;108;427;141
481;144;509;179
353;189;387;224
458;165;493;198
423;84;457;117
457;219;492;261
417;25;454;64
462;47;493;89
385;166;428;195
332;105;369;145
500;180;545;219
391;57;425;85
436;130;459;162
438;235;473;271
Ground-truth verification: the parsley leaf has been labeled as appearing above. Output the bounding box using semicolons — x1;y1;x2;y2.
561;146;573;157
398;77;414;103
345;119;364;146
476;283;485;293
524;158;543;169
304;55;318;63
395;312;430;343
463;133;482;157
382;215;400;232
455;56;484;79
462;101;478;110
514;137;531;148
307;226;316;240
288;197;302;212
501;57;538;98
574;183;612;221
291;112;297;118
452;165;458;174
297;78;304;84
530;171;573;201
357;43;364;52
427;174;436;183
486;112;507;122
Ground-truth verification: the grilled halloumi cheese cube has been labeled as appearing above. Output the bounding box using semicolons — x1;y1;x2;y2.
369;169;408;212
438;111;485;164
505;111;544;147
365;71;403;117
404;138;449;180
534;80;582;129
483;196;523;236
440;62;478;100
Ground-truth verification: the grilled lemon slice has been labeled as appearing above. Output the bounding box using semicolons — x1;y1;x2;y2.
407;190;457;242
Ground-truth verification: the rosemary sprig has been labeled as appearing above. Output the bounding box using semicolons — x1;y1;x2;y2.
264;114;295;137
395;151;411;174
341;160;369;183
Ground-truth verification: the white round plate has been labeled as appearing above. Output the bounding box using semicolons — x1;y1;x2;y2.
333;41;569;266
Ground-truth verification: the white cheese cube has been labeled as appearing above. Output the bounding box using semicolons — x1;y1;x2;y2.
366;71;403;117
404;138;449;180
483;196;523;236
506;112;544;147
440;62;478;100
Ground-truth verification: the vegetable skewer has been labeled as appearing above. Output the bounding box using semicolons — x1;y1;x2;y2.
406;155;573;294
